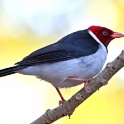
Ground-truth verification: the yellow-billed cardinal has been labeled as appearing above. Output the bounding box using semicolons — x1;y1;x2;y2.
0;25;124;104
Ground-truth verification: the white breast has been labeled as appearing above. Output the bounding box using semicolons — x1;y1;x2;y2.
18;44;107;88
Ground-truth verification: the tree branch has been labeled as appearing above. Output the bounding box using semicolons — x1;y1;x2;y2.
31;50;124;124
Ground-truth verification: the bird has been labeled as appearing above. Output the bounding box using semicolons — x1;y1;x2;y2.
0;25;124;104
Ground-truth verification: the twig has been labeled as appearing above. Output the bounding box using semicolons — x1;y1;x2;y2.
31;50;124;124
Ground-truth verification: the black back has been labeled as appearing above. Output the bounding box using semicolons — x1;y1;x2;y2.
16;29;100;66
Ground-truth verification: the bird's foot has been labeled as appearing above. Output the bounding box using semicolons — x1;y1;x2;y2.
84;81;91;92
55;87;66;105
59;99;66;106
67;77;91;92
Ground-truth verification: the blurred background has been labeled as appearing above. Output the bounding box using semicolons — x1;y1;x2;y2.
0;0;124;124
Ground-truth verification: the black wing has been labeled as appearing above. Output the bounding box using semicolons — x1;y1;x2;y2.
16;29;99;66
16;50;75;66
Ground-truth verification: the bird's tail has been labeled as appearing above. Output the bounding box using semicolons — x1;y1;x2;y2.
0;66;25;77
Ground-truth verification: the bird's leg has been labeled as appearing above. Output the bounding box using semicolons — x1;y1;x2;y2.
55;87;66;105
67;77;90;92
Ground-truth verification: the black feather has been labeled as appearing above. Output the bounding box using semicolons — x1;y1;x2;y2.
16;29;99;66
0;66;26;77
0;29;100;77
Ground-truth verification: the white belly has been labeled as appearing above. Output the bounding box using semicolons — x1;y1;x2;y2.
18;45;107;88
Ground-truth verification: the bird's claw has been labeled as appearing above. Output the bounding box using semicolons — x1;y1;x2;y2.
59;99;66;106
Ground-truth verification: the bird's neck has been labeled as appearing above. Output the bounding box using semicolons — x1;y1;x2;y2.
88;30;108;53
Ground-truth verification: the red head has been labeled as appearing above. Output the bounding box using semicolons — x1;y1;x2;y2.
88;26;124;46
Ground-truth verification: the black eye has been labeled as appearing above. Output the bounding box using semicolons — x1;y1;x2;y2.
102;30;108;36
